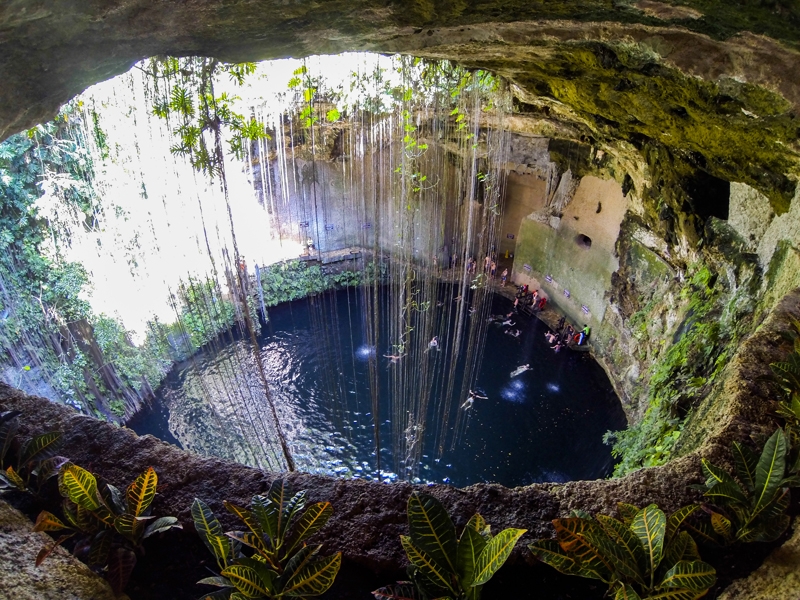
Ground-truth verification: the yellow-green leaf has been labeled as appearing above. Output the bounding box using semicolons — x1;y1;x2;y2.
286;501;333;554
281;551;342;596
528;540;583;577
220;565;270;598
660;560;716;592
407;492;458;574
457;519;487;587
192;498;231;569
114;513;146;542
472;528;526;586
614;583;642;600
33;510;69;532
19;432;62;467
401;535;455;594
60;464;100;511
631;504;666;577
710;512;732;540
126;467;158;517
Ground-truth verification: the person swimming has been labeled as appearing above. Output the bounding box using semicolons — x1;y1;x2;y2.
510;364;531;377
383;353;403;364
461;389;488;409
505;329;521;338
501;319;515;327
545;331;557;344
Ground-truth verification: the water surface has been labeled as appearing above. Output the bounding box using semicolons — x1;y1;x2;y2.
129;287;626;487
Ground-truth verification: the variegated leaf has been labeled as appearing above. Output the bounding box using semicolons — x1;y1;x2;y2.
631;504;666;577
472;528;526;586
407;492;458;575
126;467;158;517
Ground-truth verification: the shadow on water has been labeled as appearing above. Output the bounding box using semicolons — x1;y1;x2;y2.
129;286;626;487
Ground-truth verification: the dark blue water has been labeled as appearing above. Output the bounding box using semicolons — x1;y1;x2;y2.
129;286;625;487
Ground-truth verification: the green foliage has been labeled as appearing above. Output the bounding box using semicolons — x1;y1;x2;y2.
192;478;341;599
0;411;67;494
606;263;747;475
259;260;384;307
374;492;525;600
529;503;715;599
770;318;800;476
146;57;268;175
34;464;181;594
687;428;794;546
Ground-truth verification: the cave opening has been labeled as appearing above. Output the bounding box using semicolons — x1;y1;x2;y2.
0;51;626;487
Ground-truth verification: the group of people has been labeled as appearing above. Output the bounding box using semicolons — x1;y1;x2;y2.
544;315;591;353
513;285;548;312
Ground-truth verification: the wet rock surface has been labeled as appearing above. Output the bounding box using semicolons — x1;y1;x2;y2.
2;289;799;598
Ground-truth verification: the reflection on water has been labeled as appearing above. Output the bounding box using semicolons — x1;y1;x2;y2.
129;288;626;487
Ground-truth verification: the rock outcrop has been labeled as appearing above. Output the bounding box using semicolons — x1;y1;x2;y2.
0;500;124;600
2;287;798;597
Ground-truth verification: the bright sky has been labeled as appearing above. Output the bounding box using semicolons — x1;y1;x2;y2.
39;53;402;341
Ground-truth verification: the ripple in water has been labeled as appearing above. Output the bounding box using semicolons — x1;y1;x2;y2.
128;287;627;487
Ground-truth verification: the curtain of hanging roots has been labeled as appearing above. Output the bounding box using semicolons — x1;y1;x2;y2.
20;54;511;480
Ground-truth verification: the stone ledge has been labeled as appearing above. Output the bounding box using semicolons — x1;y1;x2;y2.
0;499;124;600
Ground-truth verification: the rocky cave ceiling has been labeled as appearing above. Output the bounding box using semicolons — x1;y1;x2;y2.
1;0;799;214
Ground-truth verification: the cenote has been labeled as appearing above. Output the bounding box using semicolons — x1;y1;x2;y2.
130;285;625;487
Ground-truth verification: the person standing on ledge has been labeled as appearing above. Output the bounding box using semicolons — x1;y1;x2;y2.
501;268;508;286
579;324;591;345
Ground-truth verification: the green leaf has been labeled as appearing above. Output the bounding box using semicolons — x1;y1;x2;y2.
645;589;700;600
192;498;231;568
220;565;270;598
372;582;424;599
197;576;234;588
660;560;716;591
528;540;584;577
225;501;268;552
126;466;158;517
286;501;333;554
281;551;341;596
251;494;279;544
407;492;458;575
732;442;759;493
752;429;787;519
701;459;735;487
631;504;666;580
143;516;181;539
617;503;640;526
457;518;488;587
614;583;642;600
87;530;111;567
738;514;791;543
326;108;340;122
401;535;455;594
595;515;647;584
472;528;526;586
59;464;101;511
703;481;748;506
19;431;62;468
114;513;147;542
665;505;699;543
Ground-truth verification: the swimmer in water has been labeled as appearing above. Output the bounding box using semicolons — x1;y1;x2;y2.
510;363;531;377
505;328;521;338
461;389;488;409
383;354;403;364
